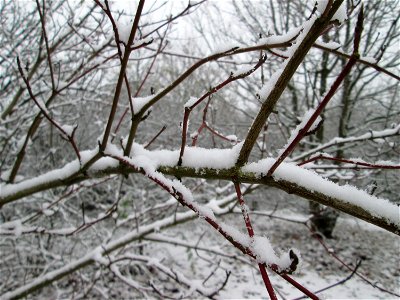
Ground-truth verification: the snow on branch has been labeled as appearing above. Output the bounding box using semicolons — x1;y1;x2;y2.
291;124;400;162
1;141;399;235
243;158;399;230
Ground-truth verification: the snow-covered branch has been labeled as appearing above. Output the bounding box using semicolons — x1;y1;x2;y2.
1;143;398;235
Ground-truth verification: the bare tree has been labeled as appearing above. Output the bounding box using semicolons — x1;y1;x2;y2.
1;0;399;299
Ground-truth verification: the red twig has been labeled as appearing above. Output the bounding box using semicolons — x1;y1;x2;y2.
280;274;319;300
293;260;362;300
267;6;364;177
107;153;254;257
308;224;400;297
204;122;239;143
178;54;267;166
112;28;166;140
191;96;213;146
233;182;319;298
261;210;398;298
144;125;167;149
99;0;145;152
107;154;302;285
233;181;277;299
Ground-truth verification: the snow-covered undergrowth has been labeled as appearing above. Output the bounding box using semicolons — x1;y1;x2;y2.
145;212;399;299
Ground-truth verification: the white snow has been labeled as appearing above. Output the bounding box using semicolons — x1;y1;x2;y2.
131;36;153;48
130;142;243;170
316;0;347;23
360;56;378;64
181;143;242;169
219;223;297;270
253;236;293;270
315;40;342;50
291;124;400;162
190;131;199;139
132;95;154;114
211;42;239;55
375;160;400;166
243;158;400;227
225;134;238;143
258;69;283;99
184;96;198;108
231;64;255;77
257;27;300;46
332;2;348;23
61;124;74;136
92;246;109;265
258;15;317;100
116;20;132;44
220;222;251;246
0;148;114;199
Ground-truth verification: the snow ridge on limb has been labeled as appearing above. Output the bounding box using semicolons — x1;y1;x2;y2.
243;159;400;230
1;142;399;235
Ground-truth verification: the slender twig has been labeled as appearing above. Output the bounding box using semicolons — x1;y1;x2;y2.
16;57;81;161
293;260;362;300
254;208;399;298
144;125;167;149
123;39;297;157
99;0;146;152
35;0;55;91
233;181;278;300
313;44;400;82
191;96;212;146
178;54;267;166
96;0;143;127
309;225;400;297
23;177;113;225
112;26;167;140
204;122;240;144
280;274;319;300
298;154;400;169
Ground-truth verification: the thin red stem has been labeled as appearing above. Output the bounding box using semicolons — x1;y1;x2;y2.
100;0;145;152
267;7;364;177
280;274;319;300
112;30;166;139
234;181;278;300
178;55;267;165
204;123;239;143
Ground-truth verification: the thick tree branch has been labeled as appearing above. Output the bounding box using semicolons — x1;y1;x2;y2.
1;159;398;235
236;0;345;167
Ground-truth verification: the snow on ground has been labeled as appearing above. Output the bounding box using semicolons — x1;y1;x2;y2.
146;210;400;299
